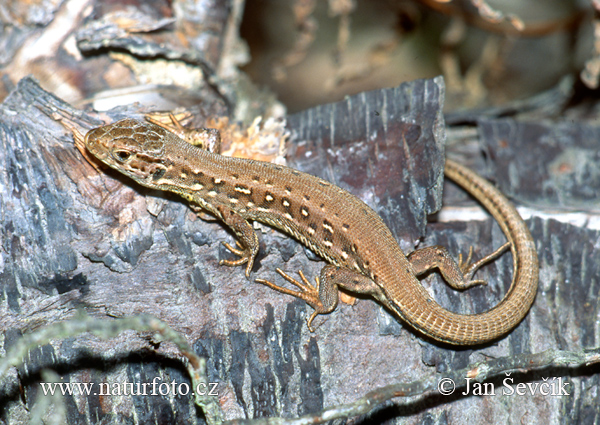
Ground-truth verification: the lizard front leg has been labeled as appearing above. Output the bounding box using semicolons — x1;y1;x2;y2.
256;265;384;331
215;206;259;277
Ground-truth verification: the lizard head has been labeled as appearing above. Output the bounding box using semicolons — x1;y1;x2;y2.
84;118;170;185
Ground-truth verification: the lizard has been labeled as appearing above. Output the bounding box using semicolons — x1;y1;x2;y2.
82;116;539;345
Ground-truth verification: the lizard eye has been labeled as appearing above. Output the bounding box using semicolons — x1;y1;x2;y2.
114;150;132;162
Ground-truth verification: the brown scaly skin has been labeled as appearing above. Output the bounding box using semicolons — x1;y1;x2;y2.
84;118;538;345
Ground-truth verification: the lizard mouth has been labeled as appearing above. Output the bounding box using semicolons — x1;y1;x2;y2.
83;130;109;161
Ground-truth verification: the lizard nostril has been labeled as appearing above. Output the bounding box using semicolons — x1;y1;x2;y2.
151;167;166;181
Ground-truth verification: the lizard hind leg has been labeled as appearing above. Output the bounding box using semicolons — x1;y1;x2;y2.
407;242;510;290
256;264;386;331
458;242;510;281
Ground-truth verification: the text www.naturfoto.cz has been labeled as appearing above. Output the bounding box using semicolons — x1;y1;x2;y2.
39;379;219;397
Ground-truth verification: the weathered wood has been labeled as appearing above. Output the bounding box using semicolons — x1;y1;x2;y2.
0;75;565;424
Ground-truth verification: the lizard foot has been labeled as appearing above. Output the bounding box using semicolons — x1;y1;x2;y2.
256;269;322;331
458;242;511;287
219;241;254;277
